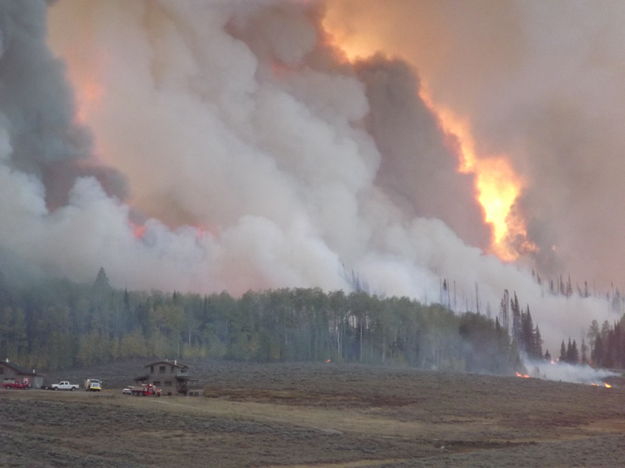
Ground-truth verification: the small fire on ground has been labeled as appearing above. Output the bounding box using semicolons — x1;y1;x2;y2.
591;382;613;389
515;371;614;388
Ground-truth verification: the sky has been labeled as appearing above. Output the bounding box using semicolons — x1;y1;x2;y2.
0;0;623;351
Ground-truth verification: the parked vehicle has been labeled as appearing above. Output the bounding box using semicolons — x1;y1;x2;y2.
2;378;30;389
126;383;161;397
51;380;79;391
84;378;102;391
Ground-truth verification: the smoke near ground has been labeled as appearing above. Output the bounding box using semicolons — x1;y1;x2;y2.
0;0;619;352
526;359;617;386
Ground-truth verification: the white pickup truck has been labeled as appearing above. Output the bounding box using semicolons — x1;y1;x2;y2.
51;380;79;391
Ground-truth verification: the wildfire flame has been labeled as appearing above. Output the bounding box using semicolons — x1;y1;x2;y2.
72;73;104;125
54;7;538;262
590;382;613;388
130;222;146;240
515;372;530;379
323;22;536;262
418;98;536;261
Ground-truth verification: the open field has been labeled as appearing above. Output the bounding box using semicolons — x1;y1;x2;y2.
3;361;625;467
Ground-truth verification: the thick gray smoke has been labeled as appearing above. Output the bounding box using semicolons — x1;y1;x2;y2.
327;0;625;288
0;0;618;352
0;0;126;209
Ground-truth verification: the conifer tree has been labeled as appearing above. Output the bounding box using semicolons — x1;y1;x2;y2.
571;340;579;364
559;341;567;362
533;326;543;359
565;338;574;363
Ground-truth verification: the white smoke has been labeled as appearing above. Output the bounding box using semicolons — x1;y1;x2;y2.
0;0;619;354
525;359;617;386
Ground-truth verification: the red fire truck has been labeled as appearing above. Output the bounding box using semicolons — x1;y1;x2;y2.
127;383;161;396
2;377;30;389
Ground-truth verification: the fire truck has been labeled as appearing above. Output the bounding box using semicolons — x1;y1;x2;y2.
127;383;161;396
2;377;30;389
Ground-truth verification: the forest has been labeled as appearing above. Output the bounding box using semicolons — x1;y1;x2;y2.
0;268;524;375
585;317;625;368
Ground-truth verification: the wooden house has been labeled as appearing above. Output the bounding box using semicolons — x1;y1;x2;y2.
135;360;192;395
1;359;44;389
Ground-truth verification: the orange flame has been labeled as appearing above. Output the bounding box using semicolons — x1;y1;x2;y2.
591;382;613;388
130;222;146;240
421;99;535;261
71;73;104;124
515;372;530;379
322;22;536;262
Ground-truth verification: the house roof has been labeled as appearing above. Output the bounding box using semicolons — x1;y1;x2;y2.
1;360;42;376
144;359;189;369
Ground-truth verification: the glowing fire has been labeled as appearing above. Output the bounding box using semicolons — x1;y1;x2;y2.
130;222;146;240
71;73;104;124
515;372;530;379
323;23;536;262
419;98;536;261
590;382;613;388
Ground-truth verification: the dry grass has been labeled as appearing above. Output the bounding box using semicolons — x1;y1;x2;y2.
3;361;625;466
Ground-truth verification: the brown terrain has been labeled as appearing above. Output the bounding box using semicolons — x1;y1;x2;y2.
2;361;625;467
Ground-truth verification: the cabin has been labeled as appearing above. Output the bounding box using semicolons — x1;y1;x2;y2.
135;360;192;395
1;359;44;389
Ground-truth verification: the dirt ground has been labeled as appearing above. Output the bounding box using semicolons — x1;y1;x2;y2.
3;361;625;467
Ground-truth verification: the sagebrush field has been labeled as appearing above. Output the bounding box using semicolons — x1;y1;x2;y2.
2;362;625;467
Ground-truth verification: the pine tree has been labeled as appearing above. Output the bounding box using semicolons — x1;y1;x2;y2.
499;290;510;333
511;293;521;343
571;340;579;364
566;275;573;297
593;335;603;366
559;341;567;362
533;326;543;359
520;307;534;356
93;267;111;291
587;320;600;348
566;338;573;363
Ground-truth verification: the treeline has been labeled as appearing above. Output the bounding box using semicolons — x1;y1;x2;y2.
498;290;543;360
586;318;625;368
530;269;625;315
559;318;625;368
0;269;520;374
557;338;588;365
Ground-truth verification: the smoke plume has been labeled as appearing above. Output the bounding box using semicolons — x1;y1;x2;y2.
325;0;625;286
0;0;620;352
